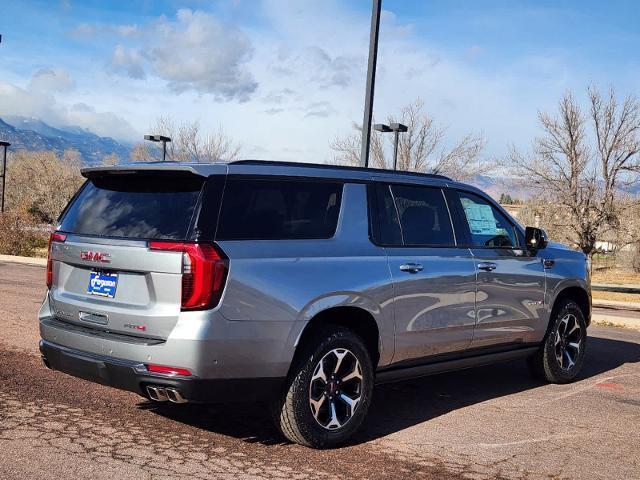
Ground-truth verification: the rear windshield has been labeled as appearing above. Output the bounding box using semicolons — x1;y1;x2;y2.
59;174;204;240
216;178;343;240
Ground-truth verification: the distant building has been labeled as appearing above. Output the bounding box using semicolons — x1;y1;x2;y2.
502;204;525;219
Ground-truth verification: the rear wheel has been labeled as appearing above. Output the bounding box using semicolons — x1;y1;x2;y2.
272;326;374;448
528;300;587;383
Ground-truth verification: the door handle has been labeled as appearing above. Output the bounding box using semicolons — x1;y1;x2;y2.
477;262;497;272
399;263;424;273
542;258;555;269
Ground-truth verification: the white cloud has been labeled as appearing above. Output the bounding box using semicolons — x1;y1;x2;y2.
220;0;583;163
67;22;140;39
113;24;139;38
66;102;136;139
150;9;257;100
302;101;336;118
7;1;614;164
271;46;362;89
0;69;137;141
67;23;96;38
30;68;76;93
106;9;257;101
109;45;145;79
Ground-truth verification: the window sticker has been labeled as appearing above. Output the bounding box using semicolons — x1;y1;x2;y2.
460;198;498;235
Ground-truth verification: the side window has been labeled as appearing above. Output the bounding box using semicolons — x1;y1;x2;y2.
216;178;343;240
368;184;402;246
457;191;517;248
391;185;455;247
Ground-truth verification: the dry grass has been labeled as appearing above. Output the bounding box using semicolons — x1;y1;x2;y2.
592;319;635;329
591;268;640;285
592;290;640;304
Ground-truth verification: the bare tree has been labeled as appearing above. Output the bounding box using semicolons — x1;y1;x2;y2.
508;87;640;256
144;116;242;163
331;99;488;181
6;149;84;223
101;153;119;166
129;143;150;162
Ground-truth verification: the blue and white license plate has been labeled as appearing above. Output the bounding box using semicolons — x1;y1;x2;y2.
87;271;118;298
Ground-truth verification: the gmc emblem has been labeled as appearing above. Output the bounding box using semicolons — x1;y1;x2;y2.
80;251;111;263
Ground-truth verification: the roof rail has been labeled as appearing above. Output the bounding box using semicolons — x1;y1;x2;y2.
229;160;453;181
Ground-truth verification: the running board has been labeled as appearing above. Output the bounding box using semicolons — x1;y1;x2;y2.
375;347;539;385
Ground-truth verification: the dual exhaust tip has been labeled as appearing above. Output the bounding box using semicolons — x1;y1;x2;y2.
146;385;187;404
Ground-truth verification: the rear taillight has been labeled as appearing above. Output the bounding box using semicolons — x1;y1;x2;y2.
46;232;67;288
148;241;228;311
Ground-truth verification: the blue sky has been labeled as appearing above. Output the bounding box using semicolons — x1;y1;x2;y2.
1;0;639;163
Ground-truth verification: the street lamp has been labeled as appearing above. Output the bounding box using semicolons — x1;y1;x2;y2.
360;0;382;168
389;123;408;170
144;135;171;162
373;123;392;133
374;123;408;170
0;140;10;213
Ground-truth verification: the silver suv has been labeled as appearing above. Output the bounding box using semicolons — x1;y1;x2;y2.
39;160;591;448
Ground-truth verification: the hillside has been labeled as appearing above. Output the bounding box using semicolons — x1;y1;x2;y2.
0;116;130;165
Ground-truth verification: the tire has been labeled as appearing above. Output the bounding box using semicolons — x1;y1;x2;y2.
528;299;587;383
272;326;374;448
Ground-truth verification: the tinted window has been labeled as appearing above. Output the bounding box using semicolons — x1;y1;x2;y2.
368;184;402;246
390;185;455;246
59;175;204;240
457;191;517;248
217;178;342;240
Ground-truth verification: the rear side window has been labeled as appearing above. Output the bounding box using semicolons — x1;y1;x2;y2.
369;184;403;246
59;174;204;240
216;178;342;240
391;185;455;246
368;183;455;247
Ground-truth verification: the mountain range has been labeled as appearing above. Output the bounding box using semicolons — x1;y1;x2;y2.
0;116;636;198
0;116;131;165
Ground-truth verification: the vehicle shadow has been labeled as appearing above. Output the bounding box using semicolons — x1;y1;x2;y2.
141;334;640;447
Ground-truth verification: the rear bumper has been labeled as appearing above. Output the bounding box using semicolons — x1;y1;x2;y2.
39;339;284;403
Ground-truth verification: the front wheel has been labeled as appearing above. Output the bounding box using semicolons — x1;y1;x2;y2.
272;326;374;448
528;300;587;383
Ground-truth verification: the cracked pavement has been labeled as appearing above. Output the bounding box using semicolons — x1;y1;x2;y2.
1;261;639;479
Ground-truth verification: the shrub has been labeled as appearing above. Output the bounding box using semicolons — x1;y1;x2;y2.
0;211;49;257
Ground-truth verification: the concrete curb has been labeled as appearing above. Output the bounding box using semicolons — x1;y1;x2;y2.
593;299;640;312
0;254;47;267
592;283;640;294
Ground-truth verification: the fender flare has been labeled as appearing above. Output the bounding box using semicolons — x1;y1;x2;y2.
283;292;393;366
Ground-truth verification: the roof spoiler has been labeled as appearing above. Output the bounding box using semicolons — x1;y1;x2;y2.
81;163;215;179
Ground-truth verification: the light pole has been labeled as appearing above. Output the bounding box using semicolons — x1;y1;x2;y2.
144;135;171;162
0;140;10;213
389;123;408;170
360;0;382;168
374;123;408;170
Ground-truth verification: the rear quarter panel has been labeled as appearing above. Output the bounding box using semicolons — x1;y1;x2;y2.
215;183;395;367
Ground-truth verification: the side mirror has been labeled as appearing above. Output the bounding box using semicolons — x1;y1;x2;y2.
525;226;548;250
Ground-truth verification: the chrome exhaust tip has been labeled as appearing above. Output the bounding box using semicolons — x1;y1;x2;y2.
41;355;52;370
146;385;169;402
165;387;188;404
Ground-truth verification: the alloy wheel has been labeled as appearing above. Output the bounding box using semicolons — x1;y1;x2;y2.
554;313;582;371
309;348;363;430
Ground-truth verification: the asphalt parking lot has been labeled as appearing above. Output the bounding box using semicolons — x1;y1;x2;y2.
1;261;638;480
